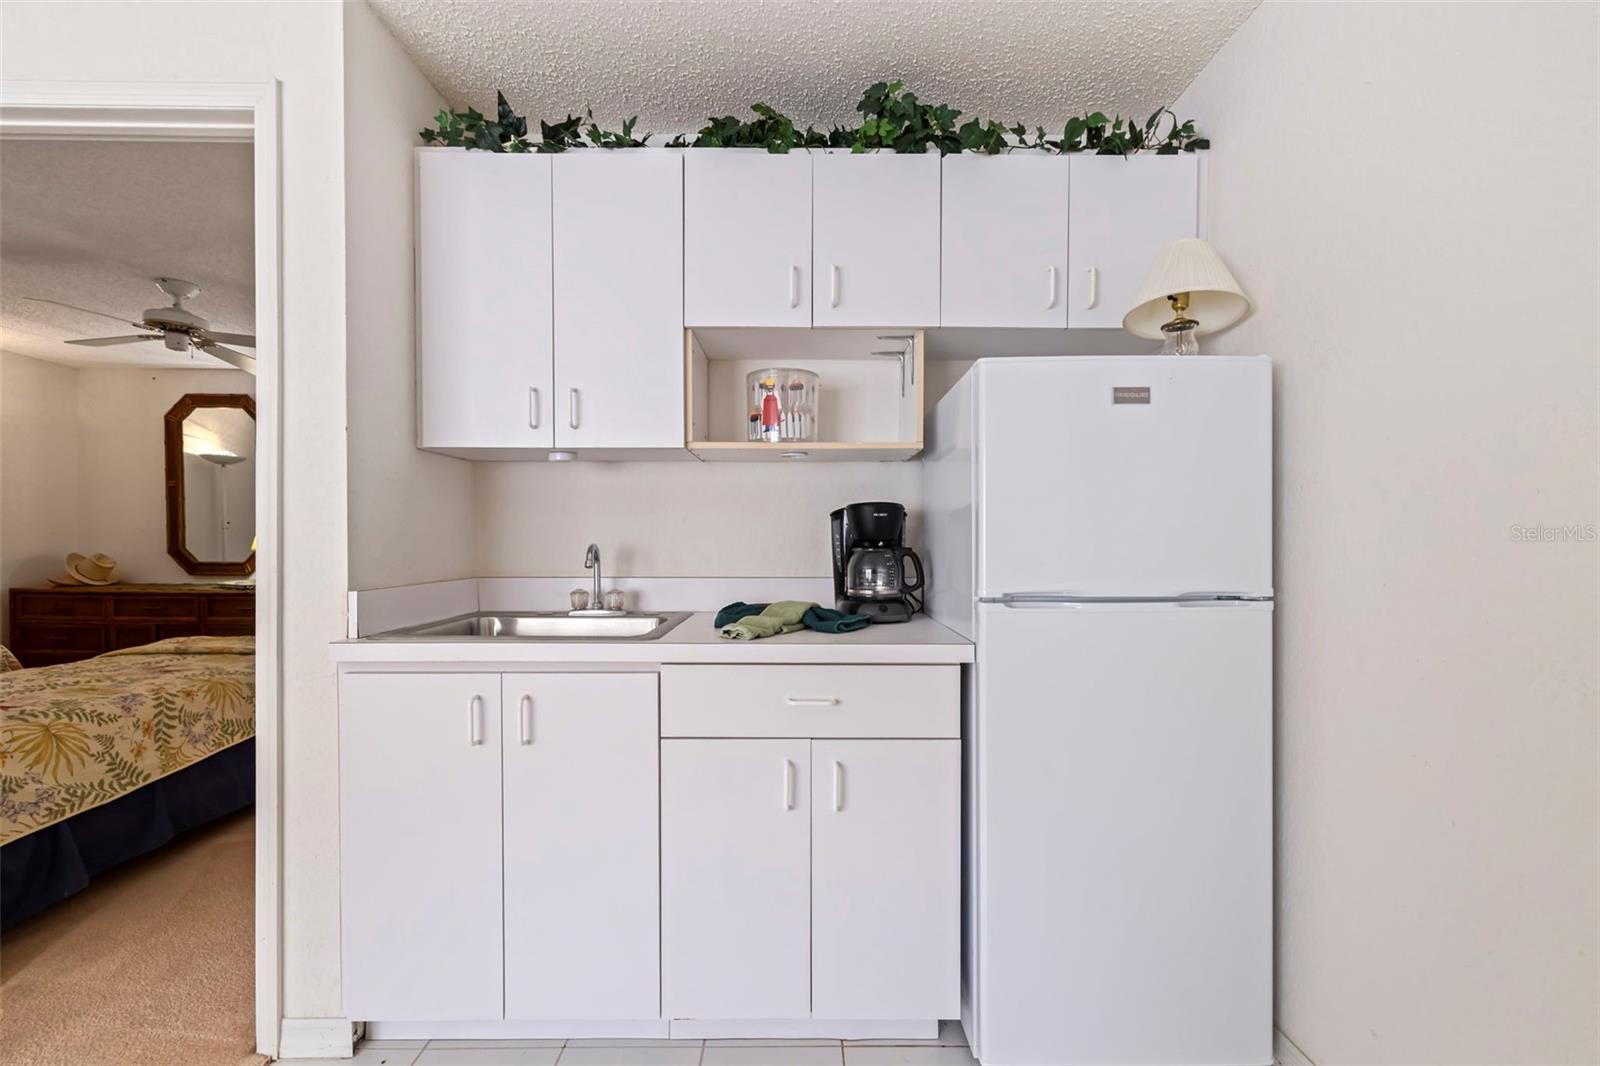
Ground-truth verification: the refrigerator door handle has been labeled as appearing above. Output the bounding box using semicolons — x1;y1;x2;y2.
983;591;1273;607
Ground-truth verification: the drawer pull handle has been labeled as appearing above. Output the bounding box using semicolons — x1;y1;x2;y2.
519;695;533;745
782;758;795;810
468;695;484;746
785;696;839;707
832;759;844;812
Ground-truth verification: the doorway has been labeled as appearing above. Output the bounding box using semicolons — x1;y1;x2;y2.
0;81;282;1059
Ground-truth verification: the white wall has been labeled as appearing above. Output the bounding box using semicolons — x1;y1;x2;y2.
344;0;475;591
472;360;975;580
0;0;352;1027
0;357;257;616
1176;3;1598;1062
474;460;922;578
0;351;81;641
76;367;256;581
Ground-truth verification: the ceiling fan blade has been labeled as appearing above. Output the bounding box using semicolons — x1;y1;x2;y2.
23;297;142;328
198;342;257;374
203;331;257;348
66;335;165;347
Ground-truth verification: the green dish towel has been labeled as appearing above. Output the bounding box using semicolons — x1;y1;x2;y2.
716;600;871;640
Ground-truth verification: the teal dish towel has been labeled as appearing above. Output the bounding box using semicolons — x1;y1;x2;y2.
713;601;871;636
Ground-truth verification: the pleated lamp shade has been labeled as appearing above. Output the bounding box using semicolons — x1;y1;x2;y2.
1122;238;1251;339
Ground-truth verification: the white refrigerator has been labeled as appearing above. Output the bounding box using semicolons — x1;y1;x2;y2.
923;356;1273;1066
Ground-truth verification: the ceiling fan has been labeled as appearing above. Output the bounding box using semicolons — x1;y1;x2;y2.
24;277;256;373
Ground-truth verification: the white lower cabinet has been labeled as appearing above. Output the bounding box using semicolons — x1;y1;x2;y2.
342;664;960;1029
661;732;959;1022
341;670;659;1022
661;739;813;1019
340;673;505;1021
812;739;961;1019
502;673;659;1019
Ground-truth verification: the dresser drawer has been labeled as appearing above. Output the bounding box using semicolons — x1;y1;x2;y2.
15;624;106;654
13;593;106;620
112;595;200;621
111;624;159;649
660;665;959;739
203;595;255;621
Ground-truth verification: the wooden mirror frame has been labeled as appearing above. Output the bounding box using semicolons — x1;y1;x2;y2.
164;393;257;577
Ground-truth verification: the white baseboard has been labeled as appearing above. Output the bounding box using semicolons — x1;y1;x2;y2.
368;1020;668;1041
279;1018;355;1059
669;1019;939;1040
363;1018;936;1043
1275;1027;1314;1066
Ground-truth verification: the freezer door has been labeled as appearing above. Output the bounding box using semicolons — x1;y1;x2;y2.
976;356;1271;598
974;600;1272;1066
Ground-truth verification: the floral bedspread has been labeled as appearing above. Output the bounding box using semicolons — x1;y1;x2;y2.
0;636;254;844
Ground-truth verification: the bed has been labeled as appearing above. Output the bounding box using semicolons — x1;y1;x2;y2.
0;635;255;928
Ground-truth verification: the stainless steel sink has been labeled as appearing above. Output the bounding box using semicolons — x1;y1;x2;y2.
373;611;692;642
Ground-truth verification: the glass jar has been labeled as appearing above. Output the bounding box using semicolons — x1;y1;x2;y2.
746;367;820;443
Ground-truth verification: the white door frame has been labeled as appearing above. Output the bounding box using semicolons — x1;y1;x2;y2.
0;80;284;1058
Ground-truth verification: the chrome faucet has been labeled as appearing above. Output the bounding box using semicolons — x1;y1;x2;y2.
584;543;603;608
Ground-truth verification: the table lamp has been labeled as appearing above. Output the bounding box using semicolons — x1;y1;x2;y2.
1123;238;1250;355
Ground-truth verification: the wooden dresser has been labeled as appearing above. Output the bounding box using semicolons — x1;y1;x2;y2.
6;583;255;667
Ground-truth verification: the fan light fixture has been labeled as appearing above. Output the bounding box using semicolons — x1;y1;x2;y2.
24;277;258;373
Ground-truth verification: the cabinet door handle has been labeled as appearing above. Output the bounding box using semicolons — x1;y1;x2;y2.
782;758;795;810
468;695;484;746
789;265;801;309
1086;266;1099;309
518;694;533;745
785;696;839;707
1046;265;1058;310
528;387;540;429
831;759;844;812
830;264;841;308
568;387;579;430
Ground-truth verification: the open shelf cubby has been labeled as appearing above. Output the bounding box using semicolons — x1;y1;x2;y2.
685;328;924;462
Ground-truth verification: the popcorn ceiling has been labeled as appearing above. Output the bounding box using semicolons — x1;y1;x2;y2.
368;0;1259;135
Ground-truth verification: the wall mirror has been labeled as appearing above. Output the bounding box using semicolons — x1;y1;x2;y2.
164;393;256;577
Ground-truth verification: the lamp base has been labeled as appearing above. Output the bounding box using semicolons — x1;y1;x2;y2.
1159;321;1200;356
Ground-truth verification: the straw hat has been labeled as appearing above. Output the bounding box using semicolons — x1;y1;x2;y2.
50;552;121;586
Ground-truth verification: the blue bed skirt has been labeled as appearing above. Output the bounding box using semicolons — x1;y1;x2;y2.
1;738;255;930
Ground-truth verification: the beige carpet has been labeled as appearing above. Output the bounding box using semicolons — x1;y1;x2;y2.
0;811;265;1066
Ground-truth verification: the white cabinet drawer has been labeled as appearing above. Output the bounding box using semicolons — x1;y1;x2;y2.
659;665;958;738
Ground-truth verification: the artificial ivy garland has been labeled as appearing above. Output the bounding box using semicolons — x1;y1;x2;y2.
420;82;1208;156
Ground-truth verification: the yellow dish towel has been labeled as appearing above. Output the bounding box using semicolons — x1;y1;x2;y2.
719;600;813;640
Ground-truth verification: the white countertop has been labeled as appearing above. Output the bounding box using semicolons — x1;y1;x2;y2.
329;611;972;665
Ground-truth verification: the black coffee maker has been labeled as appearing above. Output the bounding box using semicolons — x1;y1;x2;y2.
831;502;925;623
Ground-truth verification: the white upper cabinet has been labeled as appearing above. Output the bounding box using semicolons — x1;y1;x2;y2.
685;151;813;327
417;151;554;448
502;674;659;1020
813;151;941;327
940;154;1070;328
553;150;684;449
341;673;504;1021
1067;153;1199;328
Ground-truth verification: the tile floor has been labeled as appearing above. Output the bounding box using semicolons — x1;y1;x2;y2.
299;1022;976;1066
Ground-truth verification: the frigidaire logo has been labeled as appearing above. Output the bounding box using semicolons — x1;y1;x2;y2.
1112;387;1151;405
